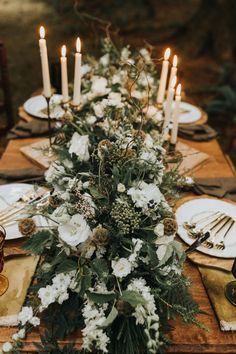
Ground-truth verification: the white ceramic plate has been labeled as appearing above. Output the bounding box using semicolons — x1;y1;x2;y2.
176;198;236;258
175;101;202;124
0;184;47;240
23;94;64;119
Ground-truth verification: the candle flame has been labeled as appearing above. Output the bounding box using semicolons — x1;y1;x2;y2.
173;55;178;67
164;48;171;60
61;45;67;57
176;83;181;96
170;75;177;89
39;26;45;39
76;37;81;52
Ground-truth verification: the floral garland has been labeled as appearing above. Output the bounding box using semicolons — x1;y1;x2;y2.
2;38;203;354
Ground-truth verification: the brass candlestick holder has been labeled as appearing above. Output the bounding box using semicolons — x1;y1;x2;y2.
44;95;52;146
0;225;9;296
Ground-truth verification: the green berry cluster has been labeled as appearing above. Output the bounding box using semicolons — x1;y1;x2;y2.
111;200;141;234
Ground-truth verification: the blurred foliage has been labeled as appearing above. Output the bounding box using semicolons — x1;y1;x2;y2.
205;64;236;124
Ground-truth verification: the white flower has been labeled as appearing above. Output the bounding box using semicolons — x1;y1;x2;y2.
143;105;163;123
51;205;70;224
112;258;132;278
17;328;26;339
18;306;33;326
185;176;194;185
45;163;65;183
127;182;162;210
112;74;122;85
12;333;19;341
91;76;109;97
86;115;97;125
139;48;152;63
2;342;12;352
81;64;91;76
93;101;106;118
117;183;126;193
154;223;164;236
29;316;40;327
83;181;90;189
38;285;57;310
69;133;90;161
99;53;109;66
121;47;131;61
107;92;124;108
58;292;69;304
58;213;92;247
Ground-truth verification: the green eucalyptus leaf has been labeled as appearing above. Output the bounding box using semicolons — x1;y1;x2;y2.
120;290;146;307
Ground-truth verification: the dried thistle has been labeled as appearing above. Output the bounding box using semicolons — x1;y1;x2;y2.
18;218;36;236
163;217;178;236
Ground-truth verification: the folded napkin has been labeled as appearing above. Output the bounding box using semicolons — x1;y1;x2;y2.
7;119;55;139
178;124;217;142
199;266;236;331
0;168;44;185
0;256;39;326
194;177;236;202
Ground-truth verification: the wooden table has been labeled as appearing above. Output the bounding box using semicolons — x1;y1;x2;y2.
0;137;236;353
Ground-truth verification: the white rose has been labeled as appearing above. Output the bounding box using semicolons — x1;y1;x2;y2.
58;213;92;247
18;306;33;326
117;183;126;193
127;182;161;209
112;258;132;278
69;133;90;161
2;342;13;352
91;76;109;97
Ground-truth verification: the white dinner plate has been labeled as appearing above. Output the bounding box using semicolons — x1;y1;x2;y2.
176;198;236;258
23;94;64;119
170;101;202;124
0;183;47;240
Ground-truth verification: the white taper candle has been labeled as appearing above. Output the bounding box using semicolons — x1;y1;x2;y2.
162;75;176;140
72;37;82;106
60;45;69;103
170;83;181;145
157;48;170;105
168;55;178;91
39;26;51;98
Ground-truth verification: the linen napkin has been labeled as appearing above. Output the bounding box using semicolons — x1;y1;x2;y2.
194;177;236;202
0;255;39;326
199;266;236;331
7;119;55;139
0;168;44;185
178;124;217;142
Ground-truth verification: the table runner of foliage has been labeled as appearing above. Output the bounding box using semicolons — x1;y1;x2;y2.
2;38;204;354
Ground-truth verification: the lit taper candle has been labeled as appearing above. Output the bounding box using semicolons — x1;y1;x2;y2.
170;83;181;145
157;48;170;106
72;37;82;106
39;26;51;98
162;75;176;140
60;45;69;103
168;55;178;91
